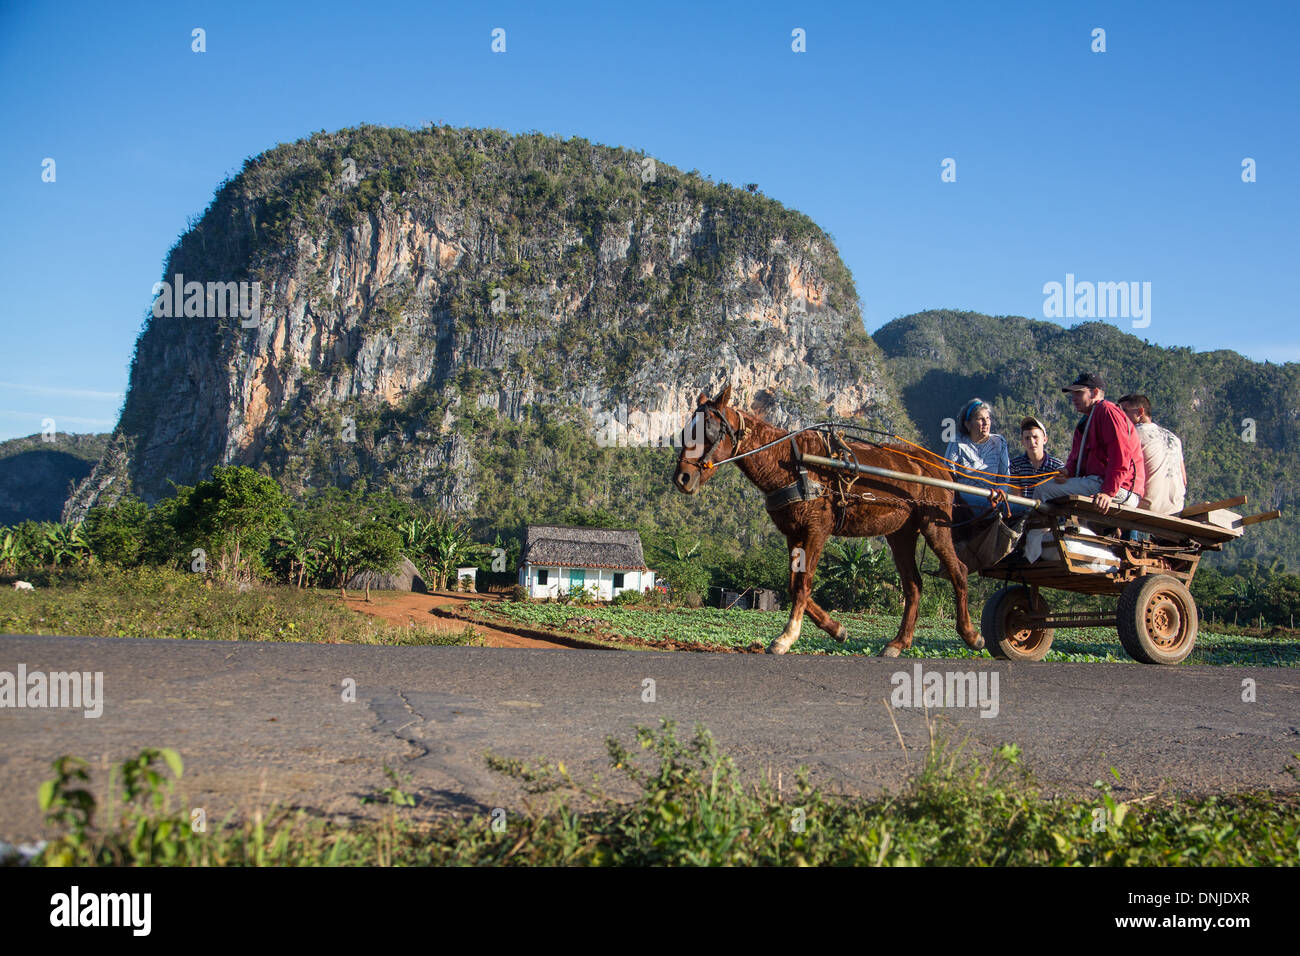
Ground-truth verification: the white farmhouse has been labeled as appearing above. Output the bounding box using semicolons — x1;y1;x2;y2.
518;525;656;601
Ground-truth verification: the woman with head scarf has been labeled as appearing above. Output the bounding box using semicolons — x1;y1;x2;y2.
944;398;1011;510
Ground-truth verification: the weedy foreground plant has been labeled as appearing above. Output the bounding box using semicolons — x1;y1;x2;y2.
20;727;1299;867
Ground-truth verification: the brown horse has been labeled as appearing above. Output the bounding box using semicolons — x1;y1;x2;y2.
671;385;984;656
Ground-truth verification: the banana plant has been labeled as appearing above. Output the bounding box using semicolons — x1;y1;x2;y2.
0;530;23;574
41;522;91;569
399;516;438;553
669;536;701;562
269;521;320;589
318;529;356;598
422;513;484;591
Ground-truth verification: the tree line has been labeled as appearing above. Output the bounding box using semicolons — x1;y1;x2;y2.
4;465;1296;628
0;466;508;598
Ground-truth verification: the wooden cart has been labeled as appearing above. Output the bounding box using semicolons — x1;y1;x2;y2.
977;494;1280;664
794;448;1281;665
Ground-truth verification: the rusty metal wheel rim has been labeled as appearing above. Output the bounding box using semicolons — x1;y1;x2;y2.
1004;597;1045;652
1146;589;1190;650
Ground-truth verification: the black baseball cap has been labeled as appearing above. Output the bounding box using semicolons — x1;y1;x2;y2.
1062;373;1104;392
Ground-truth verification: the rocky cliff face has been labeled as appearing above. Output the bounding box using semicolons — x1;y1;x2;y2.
67;125;909;520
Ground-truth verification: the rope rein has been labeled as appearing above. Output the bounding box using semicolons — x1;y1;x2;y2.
688;408;1050;533
702;415;1059;491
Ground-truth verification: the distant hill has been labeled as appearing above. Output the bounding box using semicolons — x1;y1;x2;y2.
0;433;111;524
875;310;1298;567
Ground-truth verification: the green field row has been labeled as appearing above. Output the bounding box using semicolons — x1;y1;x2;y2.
477;601;1300;666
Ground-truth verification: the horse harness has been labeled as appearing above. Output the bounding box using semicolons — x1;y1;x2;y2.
763;428;912;534
693;401;750;472
692;408;1000;535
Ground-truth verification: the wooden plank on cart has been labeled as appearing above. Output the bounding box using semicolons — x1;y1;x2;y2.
1239;509;1282;528
1190;508;1280;532
1180;495;1247;518
1041;495;1241;544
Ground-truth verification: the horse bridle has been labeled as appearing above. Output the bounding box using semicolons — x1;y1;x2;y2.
684;403;748;470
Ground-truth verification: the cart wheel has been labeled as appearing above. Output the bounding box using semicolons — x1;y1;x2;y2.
1117;574;1197;665
980;586;1055;661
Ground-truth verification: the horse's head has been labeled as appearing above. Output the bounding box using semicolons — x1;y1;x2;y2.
672;385;745;495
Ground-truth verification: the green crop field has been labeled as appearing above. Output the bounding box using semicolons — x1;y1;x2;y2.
475;601;1300;666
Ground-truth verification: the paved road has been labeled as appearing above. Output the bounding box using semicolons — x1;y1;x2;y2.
2;635;1298;841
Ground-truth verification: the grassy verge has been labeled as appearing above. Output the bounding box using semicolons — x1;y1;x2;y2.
473;600;1300;665
0;567;483;647
16;724;1299;866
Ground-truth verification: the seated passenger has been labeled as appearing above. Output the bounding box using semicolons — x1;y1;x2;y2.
1009;416;1064;495
1117;393;1187;515
1034;373;1145;513
945;398;1011;512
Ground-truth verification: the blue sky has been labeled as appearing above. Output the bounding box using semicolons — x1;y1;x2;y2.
0;0;1296;440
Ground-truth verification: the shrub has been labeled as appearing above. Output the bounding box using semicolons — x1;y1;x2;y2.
510;584;529;602
682;592;703;609
640;588;668;607
612;589;642;606
567;583;598;604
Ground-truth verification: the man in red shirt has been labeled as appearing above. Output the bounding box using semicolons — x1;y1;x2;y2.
1032;373;1146;514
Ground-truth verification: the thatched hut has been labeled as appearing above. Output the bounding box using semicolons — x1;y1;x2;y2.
518;525;656;600
346;556;428;593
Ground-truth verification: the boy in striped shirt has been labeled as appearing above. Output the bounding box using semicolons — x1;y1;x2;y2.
1009;416;1064;495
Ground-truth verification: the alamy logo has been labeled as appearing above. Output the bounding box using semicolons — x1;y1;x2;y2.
890;663;999;718
597;404;702;450
49;886;151;936
1042;273;1151;328
0;665;103;718
151;273;261;328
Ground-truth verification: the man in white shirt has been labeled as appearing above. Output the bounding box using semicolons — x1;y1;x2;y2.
1117;394;1187;515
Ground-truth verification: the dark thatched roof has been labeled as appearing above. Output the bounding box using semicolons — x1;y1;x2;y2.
347;556;428;593
521;525;650;571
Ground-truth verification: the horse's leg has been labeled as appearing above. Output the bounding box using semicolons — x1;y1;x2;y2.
768;528;829;654
880;525;922;658
920;519;984;651
804;596;849;643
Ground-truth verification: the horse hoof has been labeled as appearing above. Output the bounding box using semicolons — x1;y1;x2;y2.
967;632;985;651
880;645;901;658
834;624;849;643
766;639;790;655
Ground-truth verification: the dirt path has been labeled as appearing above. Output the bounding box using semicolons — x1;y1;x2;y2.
341;589;573;649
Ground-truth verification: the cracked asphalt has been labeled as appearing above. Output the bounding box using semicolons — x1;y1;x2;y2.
2;634;1298;841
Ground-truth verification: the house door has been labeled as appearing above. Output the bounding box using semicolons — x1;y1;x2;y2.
570;568;585;592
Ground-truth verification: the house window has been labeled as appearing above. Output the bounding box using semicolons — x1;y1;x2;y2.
537;569;549;585
613;572;625;588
